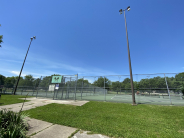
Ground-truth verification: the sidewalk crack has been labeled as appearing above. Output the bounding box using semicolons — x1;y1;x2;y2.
28;124;55;137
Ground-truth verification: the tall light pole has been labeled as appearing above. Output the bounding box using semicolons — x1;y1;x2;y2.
119;6;136;105
13;36;36;95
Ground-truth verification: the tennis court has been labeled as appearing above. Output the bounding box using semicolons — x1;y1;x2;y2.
5;89;183;106
1;72;184;106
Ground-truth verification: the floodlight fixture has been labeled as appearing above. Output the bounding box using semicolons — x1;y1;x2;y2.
119;9;123;14
31;36;36;40
119;6;130;14
127;6;130;11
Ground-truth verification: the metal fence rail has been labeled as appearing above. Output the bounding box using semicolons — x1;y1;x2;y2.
1;72;184;105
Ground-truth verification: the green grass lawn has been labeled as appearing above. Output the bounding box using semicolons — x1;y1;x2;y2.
23;101;184;138
0;94;33;106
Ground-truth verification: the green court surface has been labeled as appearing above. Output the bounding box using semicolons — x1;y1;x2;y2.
6;90;184;106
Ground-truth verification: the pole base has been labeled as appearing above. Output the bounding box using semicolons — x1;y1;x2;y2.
132;104;137;106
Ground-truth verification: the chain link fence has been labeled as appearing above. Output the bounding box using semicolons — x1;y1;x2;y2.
1;72;184;105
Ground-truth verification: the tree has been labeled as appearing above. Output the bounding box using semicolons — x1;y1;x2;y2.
133;81;138;90
17;77;24;87
122;78;130;84
39;76;52;88
3;76;22;88
125;83;131;89
0;74;6;86
139;79;150;89
33;78;41;87
94;77;111;89
4;77;14;88
77;79;90;87
111;81;121;92
181;86;184;95
175;72;184;84
23;75;34;87
122;78;131;89
77;79;83;87
9;76;20;87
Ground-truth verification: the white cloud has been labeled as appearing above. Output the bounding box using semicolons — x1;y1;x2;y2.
10;71;27;76
0;59;23;64
9;70;68;78
27;56;118;76
0;45;26;60
1;44;119;77
84;78;94;83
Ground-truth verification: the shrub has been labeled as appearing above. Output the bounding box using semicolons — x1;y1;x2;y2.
181;87;184;95
0;93;30;138
0;109;29;138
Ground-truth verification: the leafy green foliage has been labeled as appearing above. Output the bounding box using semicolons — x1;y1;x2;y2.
77;79;90;87
39;76;51;88
110;78;137;92
0;74;6;86
111;81;121;91
175;73;184;81
93;77;111;89
181;86;184;95
1;72;184;93
23;102;184;138
136;82;139;91
0;109;29;138
0;93;30;137
18;75;39;88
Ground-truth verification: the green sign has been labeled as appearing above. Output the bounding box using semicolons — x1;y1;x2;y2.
51;76;62;83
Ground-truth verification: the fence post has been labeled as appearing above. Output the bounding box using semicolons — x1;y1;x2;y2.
21;87;23;95
94;87;95;95
75;74;78;101
46;77;51;98
56;86;58;99
36;76;42;99
46;89;48;98
60;84;63;100
55;88;59;100
33;80;37;96
118;76;121;95
53;89;55;100
11;86;14;95
164;73;172;105
61;77;65;99
104;76;106;101
69;77;72;100
68;77;71;99
66;78;69;99
81;77;84;100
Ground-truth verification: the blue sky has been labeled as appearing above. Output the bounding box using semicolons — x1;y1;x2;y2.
0;0;184;83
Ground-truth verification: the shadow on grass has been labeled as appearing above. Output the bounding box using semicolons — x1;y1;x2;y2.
137;102;152;105
0;93;14;96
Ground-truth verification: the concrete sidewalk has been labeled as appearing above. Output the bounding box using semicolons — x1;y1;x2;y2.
0;97;89;112
26;117;109;138
0;97;109;138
